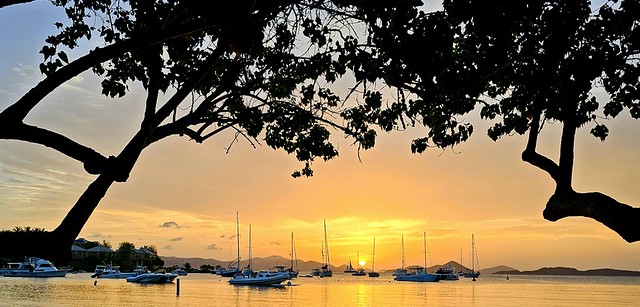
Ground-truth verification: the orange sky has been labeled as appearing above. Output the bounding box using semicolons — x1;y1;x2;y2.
1;1;639;272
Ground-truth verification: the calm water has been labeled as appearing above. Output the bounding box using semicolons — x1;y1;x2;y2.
1;272;639;306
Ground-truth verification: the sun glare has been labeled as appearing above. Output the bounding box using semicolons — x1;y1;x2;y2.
359;260;366;266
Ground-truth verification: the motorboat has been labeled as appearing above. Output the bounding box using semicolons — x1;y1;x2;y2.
172;267;188;276
435;266;459;281
395;269;441;282
228;270;290;286
271;265;297;279
1;257;67;277
352;268;366;276
126;271;178;283
92;264;136;279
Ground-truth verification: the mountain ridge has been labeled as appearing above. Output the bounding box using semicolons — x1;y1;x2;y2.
162;255;639;276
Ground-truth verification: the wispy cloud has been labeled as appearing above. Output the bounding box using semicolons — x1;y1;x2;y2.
270;242;281;246
169;237;183;242
206;244;222;250
162;245;174;250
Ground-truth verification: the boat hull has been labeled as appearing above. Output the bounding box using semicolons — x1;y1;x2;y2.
368;272;380;277
219;269;241;277
2;270;67;278
228;273;290;286
395;273;440;282
126;273;177;284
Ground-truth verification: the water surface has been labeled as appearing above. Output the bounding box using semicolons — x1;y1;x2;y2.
1;272;638;306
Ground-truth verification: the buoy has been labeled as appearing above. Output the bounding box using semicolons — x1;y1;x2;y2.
176;278;180;296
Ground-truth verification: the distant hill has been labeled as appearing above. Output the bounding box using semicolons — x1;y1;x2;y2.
163;256;517;274
162;255;345;273
494;267;640;276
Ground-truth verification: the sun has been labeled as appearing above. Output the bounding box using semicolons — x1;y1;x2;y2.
359;260;366;267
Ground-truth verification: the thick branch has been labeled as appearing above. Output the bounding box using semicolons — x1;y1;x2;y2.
0;122;110;174
544;191;640;243
521;115;561;182
0;0;33;9
0;22;220;123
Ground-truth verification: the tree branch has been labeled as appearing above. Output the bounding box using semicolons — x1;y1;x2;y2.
0;0;34;9
544;191;640;243
521;115;561;182
0;122;110;174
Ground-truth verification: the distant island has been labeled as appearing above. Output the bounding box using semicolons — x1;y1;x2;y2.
494;267;640;277
160;255;640;277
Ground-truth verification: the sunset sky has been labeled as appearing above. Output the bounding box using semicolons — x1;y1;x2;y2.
1;1;639;272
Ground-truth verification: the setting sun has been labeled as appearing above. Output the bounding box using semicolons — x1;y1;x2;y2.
359;260;366;267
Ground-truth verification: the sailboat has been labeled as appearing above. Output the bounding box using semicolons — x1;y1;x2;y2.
344;257;356;273
395;232;440;282
219;212;242;277
228;224;290;286
319;219;333;277
286;232;299;278
463;234;480;280
368;238;380;277
392;234;408;276
352;250;366;276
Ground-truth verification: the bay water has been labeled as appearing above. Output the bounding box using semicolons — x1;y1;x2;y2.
1;272;638;306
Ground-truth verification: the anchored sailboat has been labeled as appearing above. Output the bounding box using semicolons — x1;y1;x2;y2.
219;212;242;277
368;238;380;277
320;219;333;277
463;234;480;280
395;232;440;282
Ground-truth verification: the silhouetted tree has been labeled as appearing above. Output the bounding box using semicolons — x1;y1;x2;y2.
0;0;419;263
348;0;640;241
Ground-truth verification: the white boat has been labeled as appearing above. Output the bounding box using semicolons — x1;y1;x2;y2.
126;271;178;284
1;257;67;278
172;268;188;276
228;224;290;286
91;264;136;279
395;266;440;282
228;270;290;286
394;232;440;283
463;234;481;280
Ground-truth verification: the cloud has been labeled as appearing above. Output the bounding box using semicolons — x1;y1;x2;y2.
206;244;222;250
220;234;226;239
169;237;183;242
160;221;181;228
270;242;281;246
162;245;174;250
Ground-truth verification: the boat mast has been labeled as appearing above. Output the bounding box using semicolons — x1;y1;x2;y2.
236;211;240;271
401;233;405;270
372;238;376;272
423;232;427;272
248;224;252;271
290;232;294;270
324;219;330;269
471;233;476;281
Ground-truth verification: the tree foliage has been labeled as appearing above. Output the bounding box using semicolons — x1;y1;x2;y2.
0;0;419;263
349;0;640;241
